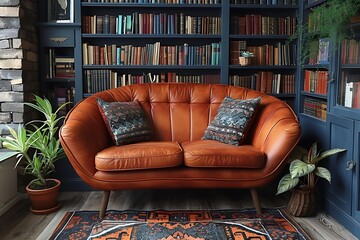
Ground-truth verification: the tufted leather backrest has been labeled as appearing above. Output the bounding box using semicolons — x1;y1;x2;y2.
81;83;298;152
60;83;300;180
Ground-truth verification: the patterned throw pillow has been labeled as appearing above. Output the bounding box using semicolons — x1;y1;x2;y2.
202;96;261;146
97;98;152;145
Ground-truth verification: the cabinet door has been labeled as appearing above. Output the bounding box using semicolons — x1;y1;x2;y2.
353;121;360;221
326;113;354;215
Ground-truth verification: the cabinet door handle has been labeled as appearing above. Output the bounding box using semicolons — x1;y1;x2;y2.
346;160;356;171
49;37;67;46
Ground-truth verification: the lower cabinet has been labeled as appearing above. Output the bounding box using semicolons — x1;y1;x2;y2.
326;113;360;238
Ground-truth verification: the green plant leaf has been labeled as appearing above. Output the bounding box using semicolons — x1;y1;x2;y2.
315;167;331;183
1;126;29;153
276;174;299;195
289;159;316;178
309;142;318;163
312;148;346;164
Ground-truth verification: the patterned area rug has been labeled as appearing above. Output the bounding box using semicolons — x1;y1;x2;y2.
50;208;311;240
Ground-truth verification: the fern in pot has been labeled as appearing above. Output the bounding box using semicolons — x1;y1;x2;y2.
276;142;346;217
0;95;69;214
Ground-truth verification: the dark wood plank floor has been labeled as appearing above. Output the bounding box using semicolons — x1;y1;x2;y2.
0;189;356;240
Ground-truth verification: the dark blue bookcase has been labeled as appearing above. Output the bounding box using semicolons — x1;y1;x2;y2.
297;0;360;238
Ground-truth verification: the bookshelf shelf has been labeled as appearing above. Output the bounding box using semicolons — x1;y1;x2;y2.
45;78;75;83
83;65;221;70
301;91;327;99
82;34;222;39
229;65;296;70
340;64;360;69
302;64;329;69
81;3;222;8
229;35;292;39
230;4;299;9
38;23;82;28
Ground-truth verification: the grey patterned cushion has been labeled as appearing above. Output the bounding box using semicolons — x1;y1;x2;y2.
202;96;261;145
97;98;152;145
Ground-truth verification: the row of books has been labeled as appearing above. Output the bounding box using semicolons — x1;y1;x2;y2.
82;42;221;66
344;82;360;109
230;15;297;35
339;71;360;109
231;0;297;4
51;87;75;116
340;71;360;108
84;69;220;93
48;49;75;79
82;0;221;3
344;82;360;108
230;41;296;66
307;38;330;65
340;39;360;65
229;72;295;94
303;97;327;120
82;14;221;35
303;70;328;95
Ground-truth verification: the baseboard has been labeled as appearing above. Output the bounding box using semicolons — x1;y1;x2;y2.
0;193;25;216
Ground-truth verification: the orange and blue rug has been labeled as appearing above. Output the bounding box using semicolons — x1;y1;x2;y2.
50;208;311;240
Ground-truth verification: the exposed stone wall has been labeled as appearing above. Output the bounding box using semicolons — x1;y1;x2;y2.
0;0;38;141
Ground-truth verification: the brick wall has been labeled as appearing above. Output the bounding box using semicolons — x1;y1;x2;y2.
0;0;38;141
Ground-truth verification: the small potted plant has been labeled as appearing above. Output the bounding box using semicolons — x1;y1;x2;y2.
239;51;254;66
276;142;346;217
0;95;69;214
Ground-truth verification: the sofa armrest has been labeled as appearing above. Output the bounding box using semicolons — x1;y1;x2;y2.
249;100;301;178
60;97;113;180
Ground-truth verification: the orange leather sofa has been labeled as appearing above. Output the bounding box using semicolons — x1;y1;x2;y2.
60;83;301;218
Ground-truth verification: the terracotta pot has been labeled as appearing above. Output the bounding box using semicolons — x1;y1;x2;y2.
26;178;61;214
287;186;315;217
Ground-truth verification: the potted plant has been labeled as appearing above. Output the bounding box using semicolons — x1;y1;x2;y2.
239;51;254;66
276;142;346;217
0;95;69;214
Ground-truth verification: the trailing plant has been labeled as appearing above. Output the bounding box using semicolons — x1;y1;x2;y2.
276;142;346;195
293;0;360;65
0;95;69;188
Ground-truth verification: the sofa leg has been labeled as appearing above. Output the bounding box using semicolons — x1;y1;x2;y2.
250;188;262;214
100;190;111;219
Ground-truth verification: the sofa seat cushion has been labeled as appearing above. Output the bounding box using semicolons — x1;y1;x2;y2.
182;140;266;168
95;141;183;171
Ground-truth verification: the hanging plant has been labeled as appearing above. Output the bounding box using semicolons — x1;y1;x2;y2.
293;0;360;65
